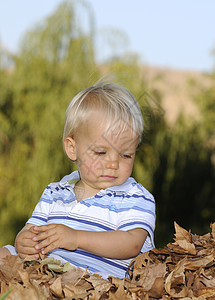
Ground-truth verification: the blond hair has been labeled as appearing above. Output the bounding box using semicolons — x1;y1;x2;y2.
63;80;143;143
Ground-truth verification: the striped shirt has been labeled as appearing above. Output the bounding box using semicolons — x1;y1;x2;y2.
27;171;156;278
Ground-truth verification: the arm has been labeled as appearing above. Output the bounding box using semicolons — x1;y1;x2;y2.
15;223;41;259
15;183;54;259
77;227;148;258
32;224;148;259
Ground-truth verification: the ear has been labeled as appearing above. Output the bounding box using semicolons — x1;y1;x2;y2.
64;137;77;161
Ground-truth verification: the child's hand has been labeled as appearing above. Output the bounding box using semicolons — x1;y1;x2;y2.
32;224;78;254
15;225;40;259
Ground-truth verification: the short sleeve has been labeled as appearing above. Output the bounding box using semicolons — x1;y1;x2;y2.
116;185;156;251
27;185;53;226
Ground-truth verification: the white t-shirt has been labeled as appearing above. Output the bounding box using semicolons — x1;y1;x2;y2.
27;171;156;278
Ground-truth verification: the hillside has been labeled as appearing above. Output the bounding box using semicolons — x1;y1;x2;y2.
142;65;213;123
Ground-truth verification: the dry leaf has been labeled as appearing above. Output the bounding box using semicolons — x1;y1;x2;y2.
2;222;215;299
176;239;196;255
131;263;166;290
86;276;112;292
174;221;192;242
49;276;63;298
197;287;215;297
210;222;215;239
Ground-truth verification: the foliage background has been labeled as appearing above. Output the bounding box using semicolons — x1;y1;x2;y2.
0;0;215;248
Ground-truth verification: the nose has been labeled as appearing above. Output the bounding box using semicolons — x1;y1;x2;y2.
105;159;119;170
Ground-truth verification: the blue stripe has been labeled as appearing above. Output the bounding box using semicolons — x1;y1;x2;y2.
67;217;113;231
40;196;76;204
80;201;91;207
47;216;113;231
118;221;154;233
95;192;155;204
81;201;155;216
30;216;47;222
47;216;67;221
74;249;127;271
51;249;127;272
125;194;155;203
64;258;99;273
130;206;155;217
39;197;53;204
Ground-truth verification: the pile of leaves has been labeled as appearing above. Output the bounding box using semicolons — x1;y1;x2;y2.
1;222;215;299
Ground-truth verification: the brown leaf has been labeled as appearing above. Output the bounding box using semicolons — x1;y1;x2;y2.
176;239;196;255
184;254;214;271
109;283;137;299
128;251;151;271
88;289;108;299
3;222;215;299
174;221;192;242
197;287;215;297
0;282;13;297
131;262;166;291
18;269;30;287
167;242;193;255
148;277;165;298
49;276;63;298
61;267;89;286
165;258;188;298
86;276;112;292
210;222;215;239
0;255;22;283
63;284;91;298
109;276;125;287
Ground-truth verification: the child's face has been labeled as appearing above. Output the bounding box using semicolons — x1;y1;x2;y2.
65;111;139;196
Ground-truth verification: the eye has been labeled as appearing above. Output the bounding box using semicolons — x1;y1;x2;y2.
121;154;132;159
94;151;106;156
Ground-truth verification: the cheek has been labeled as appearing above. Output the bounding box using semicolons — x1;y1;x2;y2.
122;161;134;174
79;156;103;172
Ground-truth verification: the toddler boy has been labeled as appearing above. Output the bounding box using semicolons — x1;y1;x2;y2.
0;81;156;278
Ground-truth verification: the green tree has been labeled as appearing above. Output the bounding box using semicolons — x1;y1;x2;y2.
153;116;215;246
0;0;98;246
138;78;215;247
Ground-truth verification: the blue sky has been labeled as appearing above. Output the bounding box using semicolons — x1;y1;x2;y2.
0;0;215;72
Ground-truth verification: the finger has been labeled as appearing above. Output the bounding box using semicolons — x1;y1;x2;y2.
21;230;36;240
35;235;58;253
32;226;56;242
35;236;55;250
19;238;38;248
33;224;56;232
40;242;57;255
18;252;40;259
18;244;40;254
29;227;39;234
17;246;41;258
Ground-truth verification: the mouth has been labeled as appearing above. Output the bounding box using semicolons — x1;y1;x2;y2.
100;175;117;181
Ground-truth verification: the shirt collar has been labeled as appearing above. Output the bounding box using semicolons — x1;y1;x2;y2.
59;170;136;193
105;177;136;193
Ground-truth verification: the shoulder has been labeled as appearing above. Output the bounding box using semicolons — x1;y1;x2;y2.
119;177;155;204
44;170;79;193
40;172;78;203
128;181;155;204
106;177;155;204
122;179;155;214
42;181;70;196
104;178;155;215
